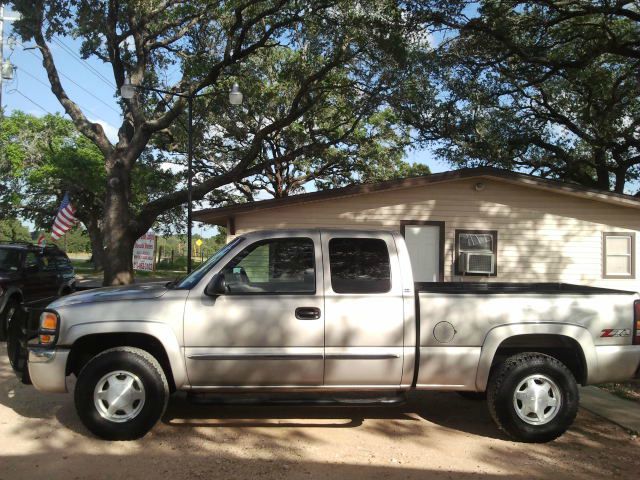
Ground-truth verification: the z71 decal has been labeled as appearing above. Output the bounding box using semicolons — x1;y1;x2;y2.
600;329;631;338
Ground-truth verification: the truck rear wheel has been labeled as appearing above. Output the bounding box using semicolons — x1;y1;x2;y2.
75;347;169;440
487;352;578;443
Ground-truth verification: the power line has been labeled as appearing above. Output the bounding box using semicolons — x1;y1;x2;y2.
58;72;121;115
17;66;104;120
50;36;116;89
59;70;122;115
13;89;51;115
7;17;117;90
15;39;122;116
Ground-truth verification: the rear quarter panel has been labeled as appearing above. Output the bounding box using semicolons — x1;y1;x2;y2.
416;292;639;390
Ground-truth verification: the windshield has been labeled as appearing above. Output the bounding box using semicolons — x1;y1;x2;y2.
175;236;244;289
0;249;22;272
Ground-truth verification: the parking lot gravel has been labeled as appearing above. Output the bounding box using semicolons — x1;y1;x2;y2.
0;344;638;479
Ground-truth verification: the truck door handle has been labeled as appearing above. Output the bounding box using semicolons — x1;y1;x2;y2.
295;307;321;320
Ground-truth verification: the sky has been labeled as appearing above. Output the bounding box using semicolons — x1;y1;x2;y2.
1;6;448;237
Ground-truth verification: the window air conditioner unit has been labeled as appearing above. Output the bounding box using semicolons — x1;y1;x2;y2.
460;252;495;275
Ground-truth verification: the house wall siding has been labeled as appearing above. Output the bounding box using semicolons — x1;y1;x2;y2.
230;178;640;290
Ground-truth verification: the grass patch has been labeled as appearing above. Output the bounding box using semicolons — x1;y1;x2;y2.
70;259;97;274
70;258;188;281
600;381;640;403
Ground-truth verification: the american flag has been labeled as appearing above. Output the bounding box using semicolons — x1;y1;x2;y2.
51;193;78;240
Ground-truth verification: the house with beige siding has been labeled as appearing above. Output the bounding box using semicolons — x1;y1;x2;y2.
193;168;640;291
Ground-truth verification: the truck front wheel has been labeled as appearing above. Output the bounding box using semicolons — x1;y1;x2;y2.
487;352;578;443
75;347;169;440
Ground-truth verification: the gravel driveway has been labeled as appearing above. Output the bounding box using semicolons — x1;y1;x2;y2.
1;344;638;479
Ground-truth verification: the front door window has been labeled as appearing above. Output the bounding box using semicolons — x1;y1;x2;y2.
221;238;315;294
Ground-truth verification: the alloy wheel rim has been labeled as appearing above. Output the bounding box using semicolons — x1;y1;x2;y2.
513;374;562;425
93;371;146;423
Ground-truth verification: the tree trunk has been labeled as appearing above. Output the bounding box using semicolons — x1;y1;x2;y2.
102;159;135;286
594;150;611;191
85;218;105;271
613;164;626;194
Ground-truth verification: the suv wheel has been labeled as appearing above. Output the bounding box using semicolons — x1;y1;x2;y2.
7;307;31;384
0;298;19;342
487;352;578;443
75;347;169;440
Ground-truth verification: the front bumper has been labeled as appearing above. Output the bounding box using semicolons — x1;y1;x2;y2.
28;347;70;393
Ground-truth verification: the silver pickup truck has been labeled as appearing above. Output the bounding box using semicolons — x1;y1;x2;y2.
23;229;640;442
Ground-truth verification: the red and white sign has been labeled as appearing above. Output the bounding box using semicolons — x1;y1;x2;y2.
133;231;156;271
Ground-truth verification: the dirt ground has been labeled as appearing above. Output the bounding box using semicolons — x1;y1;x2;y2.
1;344;638;480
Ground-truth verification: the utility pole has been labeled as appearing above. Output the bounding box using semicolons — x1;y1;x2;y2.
1;3;20;113
1;3;5;111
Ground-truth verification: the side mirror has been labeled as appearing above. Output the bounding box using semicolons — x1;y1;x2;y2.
205;273;227;296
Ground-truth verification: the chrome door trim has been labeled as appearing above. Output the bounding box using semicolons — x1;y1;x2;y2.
325;353;400;360
188;353;323;360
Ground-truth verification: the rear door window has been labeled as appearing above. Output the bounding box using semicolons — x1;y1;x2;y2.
329;238;391;294
24;252;40;272
43;252;57;271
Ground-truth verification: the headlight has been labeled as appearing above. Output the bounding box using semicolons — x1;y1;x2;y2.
38;311;60;346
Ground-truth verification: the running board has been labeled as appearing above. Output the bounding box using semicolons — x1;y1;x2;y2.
187;392;407;406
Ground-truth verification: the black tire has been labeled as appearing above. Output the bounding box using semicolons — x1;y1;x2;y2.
7;307;31;384
75;347;169;440
487;352;578;443
0;298;19;342
457;391;487;401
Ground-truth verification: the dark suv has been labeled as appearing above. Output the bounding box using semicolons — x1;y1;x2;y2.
0;242;76;340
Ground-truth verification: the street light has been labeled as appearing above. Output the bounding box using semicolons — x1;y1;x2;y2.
228;83;243;105
119;78;136;100
120;78;243;273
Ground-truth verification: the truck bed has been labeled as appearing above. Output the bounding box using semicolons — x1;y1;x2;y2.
413;282;639;391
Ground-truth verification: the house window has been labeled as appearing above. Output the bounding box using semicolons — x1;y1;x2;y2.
603;233;635;279
455;230;498;276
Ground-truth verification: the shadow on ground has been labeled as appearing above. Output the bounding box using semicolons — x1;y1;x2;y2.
1;343;639;480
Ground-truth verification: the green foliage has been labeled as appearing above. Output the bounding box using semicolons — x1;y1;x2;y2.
161;47;428;201
0;219;31;242
9;0;437;284
0;111;183;250
401;1;640;193
45;226;92;253
0;111;103;226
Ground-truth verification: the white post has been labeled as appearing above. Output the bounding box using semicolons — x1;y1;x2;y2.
1;5;21;113
1;3;5;112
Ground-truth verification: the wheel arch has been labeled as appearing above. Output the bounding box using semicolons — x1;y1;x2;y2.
64;323;187;391
2;288;24;309
476;323;595;391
